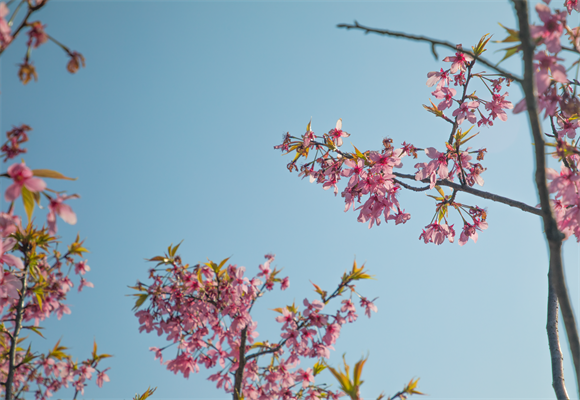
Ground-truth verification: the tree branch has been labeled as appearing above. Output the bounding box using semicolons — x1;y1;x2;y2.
548;280;569;400
336;21;522;83
393;172;542;216
512;1;580;397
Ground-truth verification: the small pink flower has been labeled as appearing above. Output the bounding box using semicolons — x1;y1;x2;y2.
0;271;21;300
485;93;513;122
452;101;480;125
530;4;566;53
419;222;455;245
78;277;94;292
534;51;568;93
96;368;110;388
0;237;23;270
296;368;315;388
565;0;580;14
443;49;473;74
432;87;457;111
47;194;78;235
26;21;48;49
75;260;90;275
280;276;289;290
426;68;450;89
360;297;378;318
4;162;46;202
0;3;12;49
328;119;349;147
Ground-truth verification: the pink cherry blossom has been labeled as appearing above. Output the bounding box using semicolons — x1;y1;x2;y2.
534;52;568;94
329;119;349;147
530;3;566;53
458;220;489;246
4;162;46;202
443;50;473;74
0;3;12;49
419;222;455;245
557;117;580;139
485;93;513;122
0;271;21;300
426;68;450;89
565;0;580;14
414;147;449;189
96;368;110;388
296;368;315;388
74;260;90;275
432;87;457;111
360;297;378;318
547;164;580;204
452;101;480;125
0;237;23;270
47;194;78;235
26;21;48;49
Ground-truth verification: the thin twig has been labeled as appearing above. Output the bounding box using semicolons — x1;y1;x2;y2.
336;21;522;83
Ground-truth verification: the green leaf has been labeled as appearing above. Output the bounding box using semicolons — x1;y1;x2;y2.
132;294;149;311
169;241;183;257
495;23;520;43
21;186;34;223
423;99;445;118
495;44;521;66
472;33;492;56
134;387;157;400
32;169;76;180
313;359;326;376
23;325;45;338
352;145;367;161
217;257;231;270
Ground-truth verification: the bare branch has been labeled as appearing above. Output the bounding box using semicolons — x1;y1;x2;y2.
547;280;569;400
336;21;522;83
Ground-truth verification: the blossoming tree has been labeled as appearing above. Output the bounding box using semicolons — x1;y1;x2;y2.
274;1;580;399
0;1;109;399
131;247;422;400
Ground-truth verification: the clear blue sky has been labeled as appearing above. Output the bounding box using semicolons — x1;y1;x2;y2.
1;1;578;399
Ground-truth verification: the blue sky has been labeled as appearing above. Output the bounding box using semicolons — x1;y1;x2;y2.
1;1;579;399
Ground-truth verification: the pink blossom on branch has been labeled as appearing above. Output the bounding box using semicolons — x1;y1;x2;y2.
26;21;48;49
530;3;566;53
452;100;480;125
443;49;473;74
426;68;450;89
4;162;46;202
133;252;376;399
47;193;78;235
329;119;349;147
0;2;12;49
419;222;455;245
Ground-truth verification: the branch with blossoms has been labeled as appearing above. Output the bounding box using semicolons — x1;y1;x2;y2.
132;247;420;400
275;1;580;398
0;0;85;84
0;134;111;400
0;2;108;399
275;33;514;246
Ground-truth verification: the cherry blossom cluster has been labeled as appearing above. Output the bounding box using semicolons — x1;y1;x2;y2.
274;32;516;246
501;1;580;243
0;1;85;85
0;132;111;399
133;249;377;400
0;339;110;400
